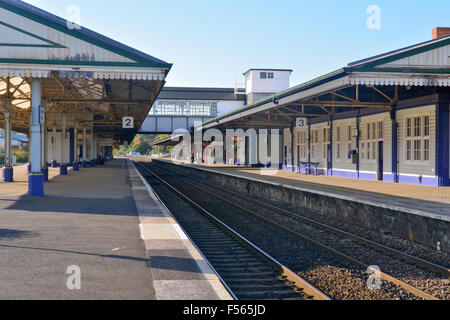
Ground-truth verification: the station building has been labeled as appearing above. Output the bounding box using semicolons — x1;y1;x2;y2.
182;29;450;187
0;0;171;195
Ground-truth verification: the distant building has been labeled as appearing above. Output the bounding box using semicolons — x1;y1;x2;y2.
243;69;293;104
0;133;29;151
140;70;292;133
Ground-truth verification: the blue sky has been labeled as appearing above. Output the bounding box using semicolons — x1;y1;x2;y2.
24;0;450;88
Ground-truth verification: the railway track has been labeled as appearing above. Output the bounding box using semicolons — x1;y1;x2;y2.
135;161;330;300
140;160;449;300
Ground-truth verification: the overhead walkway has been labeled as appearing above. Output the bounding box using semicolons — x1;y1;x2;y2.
0;159;231;300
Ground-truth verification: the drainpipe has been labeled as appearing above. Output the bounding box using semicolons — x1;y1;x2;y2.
390;107;398;183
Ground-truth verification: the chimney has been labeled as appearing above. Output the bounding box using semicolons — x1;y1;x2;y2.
432;27;450;40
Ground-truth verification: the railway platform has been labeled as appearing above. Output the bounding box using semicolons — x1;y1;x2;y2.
154;158;450;221
0;159;231;300
151;158;450;251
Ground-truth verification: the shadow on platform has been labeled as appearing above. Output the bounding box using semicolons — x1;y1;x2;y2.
4;195;138;216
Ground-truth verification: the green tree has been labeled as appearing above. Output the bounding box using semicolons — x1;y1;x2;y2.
135;141;151;155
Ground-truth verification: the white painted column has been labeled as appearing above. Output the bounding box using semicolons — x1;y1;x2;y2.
91;130;95;161
31;79;42;174
82;126;87;162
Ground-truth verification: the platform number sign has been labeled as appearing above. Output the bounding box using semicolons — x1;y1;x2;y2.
296;117;307;129
123;117;134;129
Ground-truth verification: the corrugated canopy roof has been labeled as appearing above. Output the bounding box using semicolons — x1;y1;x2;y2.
158;87;245;101
203;34;450;129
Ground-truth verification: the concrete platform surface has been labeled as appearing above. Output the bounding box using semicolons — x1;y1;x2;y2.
0;159;231;300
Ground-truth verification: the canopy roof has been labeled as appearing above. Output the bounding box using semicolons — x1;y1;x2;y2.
203;34;450;130
0;0;172;144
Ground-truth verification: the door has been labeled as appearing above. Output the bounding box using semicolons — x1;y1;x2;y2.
378;141;383;181
297;145;300;172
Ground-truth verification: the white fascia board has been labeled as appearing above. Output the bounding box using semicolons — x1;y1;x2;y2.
348;71;450;86
0;63;166;80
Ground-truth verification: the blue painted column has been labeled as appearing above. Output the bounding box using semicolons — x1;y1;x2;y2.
40;101;48;182
3;99;13;182
291;126;295;172
307;118;311;174
69;128;74;165
390;108;398;183
29;79;44;196
73;125;79;171
51;127;57;167
356;111;360;179
82;126;87;168
436;102;450;186
60;113;68;175
328;117;333;176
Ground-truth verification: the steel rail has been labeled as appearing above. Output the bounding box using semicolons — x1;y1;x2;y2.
135;161;330;301
132;161;237;301
147;161;440;300
150;161;450;279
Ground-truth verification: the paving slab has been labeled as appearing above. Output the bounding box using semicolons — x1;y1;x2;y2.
0;160;154;300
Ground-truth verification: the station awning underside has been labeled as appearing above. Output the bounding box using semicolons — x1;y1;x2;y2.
202;34;450;131
0;75;166;143
0;0;172;144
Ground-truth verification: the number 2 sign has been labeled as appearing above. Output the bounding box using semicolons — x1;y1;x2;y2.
123;117;134;129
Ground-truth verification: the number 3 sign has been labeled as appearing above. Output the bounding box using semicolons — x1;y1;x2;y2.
296;117;307;129
123;117;134;129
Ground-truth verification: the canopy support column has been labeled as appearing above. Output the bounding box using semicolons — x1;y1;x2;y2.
82;126;87;168
291;126;295;172
390;108;398;183
27;113;32;174
328;117;333;176
29;79;44;196
73;125;79;171
2;99;13;182
90;130;96;167
41;100;48;181
60;114;68;175
51;127;57;167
